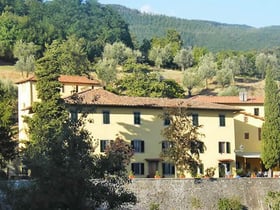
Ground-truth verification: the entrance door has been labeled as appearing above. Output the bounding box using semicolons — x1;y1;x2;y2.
148;161;158;178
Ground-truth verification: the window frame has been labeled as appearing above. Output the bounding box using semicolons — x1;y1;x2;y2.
131;139;145;153
226;142;231;153
192;113;199;126
70;111;78;122
218;141;231;154
218;141;225;153
162;140;172;152
219;114;226;127
244;132;249;140
102;110;110;124
134;111;141;125
100;140;110;152
131;163;144;175
254;108;259;116
162;163;175;176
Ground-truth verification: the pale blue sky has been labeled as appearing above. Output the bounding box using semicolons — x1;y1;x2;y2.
98;0;280;28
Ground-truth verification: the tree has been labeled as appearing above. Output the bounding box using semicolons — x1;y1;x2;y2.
183;68;202;97
149;29;182;68
192;47;208;66
114;71;184;98
13;40;38;77
0;11;27;61
238;52;256;77
148;46;163;69
215;68;232;88
102;42;141;65
161;107;205;177
91;135;136;208
95;58;117;86
261;68;280;176
0;80;18;171
174;48;194;71
41;37;92;76
197;53;217;89
255;53;278;79
220;56;240;84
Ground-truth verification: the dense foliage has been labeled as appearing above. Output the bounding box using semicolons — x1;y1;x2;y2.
0;0;132;62
261;68;280;172
161;107;205;177
112;70;185;98
0;80;18;170
112;4;280;52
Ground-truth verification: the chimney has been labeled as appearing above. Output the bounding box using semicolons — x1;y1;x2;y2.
239;90;247;102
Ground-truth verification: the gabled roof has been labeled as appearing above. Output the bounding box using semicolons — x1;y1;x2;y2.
64;89;242;111
15;75;100;85
189;95;264;104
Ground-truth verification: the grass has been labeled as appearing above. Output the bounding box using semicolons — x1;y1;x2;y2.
0;64;24;83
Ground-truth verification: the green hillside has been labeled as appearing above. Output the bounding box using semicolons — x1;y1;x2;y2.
109;4;280;52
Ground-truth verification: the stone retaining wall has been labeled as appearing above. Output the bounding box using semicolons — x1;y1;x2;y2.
127;178;280;210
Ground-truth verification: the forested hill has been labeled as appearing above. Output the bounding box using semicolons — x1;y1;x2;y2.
109;4;280;52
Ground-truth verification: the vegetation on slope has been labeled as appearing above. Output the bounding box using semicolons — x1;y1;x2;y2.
110;4;280;52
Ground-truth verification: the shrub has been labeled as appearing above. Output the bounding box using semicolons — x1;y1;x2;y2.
218;86;239;96
205;167;216;178
265;191;280;210
149;202;160;210
217;197;244;210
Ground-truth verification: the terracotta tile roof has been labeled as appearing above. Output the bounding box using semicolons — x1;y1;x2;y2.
240;111;264;121
189;95;264;104
65;89;242;111
15;75;36;84
59;75;100;85
15;75;100;85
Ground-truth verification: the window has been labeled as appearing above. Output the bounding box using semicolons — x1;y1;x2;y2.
218;141;231;153
70;111;78;122
258;128;262;140
75;85;79;93
103;111;110;124
61;85;65;93
131;140;144;153
218;142;225;153
100;140;110;152
134;112;141;124
163;113;170;126
254;108;259;116
131;163;144;175
162;163;175;175
192;114;199;126
244;132;249;140
219;114;226;127
226;142;231;153
162;140;171;151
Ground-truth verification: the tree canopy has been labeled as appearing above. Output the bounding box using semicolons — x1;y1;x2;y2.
161;107;205;177
0;80;18;170
261;68;280;172
0;0;133;62
113;70;185;98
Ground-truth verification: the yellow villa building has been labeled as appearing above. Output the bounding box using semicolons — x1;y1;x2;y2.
16;76;264;178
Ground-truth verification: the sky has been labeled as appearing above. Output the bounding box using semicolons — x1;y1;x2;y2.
98;0;280;28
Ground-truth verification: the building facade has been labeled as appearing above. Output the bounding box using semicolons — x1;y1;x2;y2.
17;76;264;178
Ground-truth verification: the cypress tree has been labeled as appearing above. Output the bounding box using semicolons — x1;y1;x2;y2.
261;68;280;174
